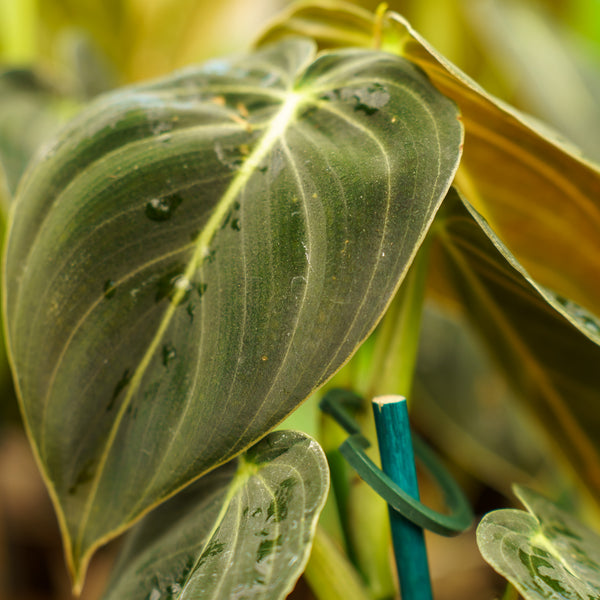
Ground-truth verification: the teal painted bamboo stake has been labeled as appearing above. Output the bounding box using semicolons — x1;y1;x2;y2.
372;395;433;600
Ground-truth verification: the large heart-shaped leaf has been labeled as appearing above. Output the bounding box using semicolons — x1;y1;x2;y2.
257;1;600;318
3;37;462;586
102;430;328;600
430;189;600;501
477;485;600;599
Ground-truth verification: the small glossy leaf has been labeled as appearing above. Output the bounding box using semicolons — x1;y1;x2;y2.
431;189;600;500
477;485;600;600
102;430;328;600
3;37;462;586
258;2;600;319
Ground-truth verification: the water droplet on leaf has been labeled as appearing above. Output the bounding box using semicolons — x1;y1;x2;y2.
145;193;183;221
186;302;195;320
162;344;177;367
103;280;117;299
215;142;245;170
108;368;132;411
196;283;208;298
166;583;182;596
155;266;193;305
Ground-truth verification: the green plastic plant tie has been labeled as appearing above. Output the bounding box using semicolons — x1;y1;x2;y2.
373;395;433;600
320;389;473;537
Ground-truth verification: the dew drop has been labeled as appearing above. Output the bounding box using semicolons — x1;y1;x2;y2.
108;368;132;411
171;275;193;305
221;209;233;229
261;355;268;362
196;282;208;298
166;583;182;596
162;344;177;367
215;142;245;170
186;302;195;321
103;279;117;299
145;193;183;222
156;266;193;305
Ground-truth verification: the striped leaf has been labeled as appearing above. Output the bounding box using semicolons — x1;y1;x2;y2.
3;37;462;587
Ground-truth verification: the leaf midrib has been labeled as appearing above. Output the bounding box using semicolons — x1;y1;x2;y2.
72;90;308;563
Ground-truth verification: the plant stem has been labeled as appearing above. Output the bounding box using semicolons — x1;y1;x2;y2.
304;525;372;600
367;236;432;401
501;582;521;600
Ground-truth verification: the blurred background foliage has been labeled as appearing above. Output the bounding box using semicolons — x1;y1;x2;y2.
0;0;599;599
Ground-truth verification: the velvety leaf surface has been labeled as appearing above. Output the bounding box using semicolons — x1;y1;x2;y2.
258;1;600;320
477;485;600;599
3;37;462;586
431;189;600;501
102;430;328;600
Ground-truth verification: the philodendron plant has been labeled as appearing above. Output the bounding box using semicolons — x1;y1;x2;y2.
2;1;600;599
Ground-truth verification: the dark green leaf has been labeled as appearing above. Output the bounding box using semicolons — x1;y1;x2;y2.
102;430;328;600
3;37;462;586
477;485;600;600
